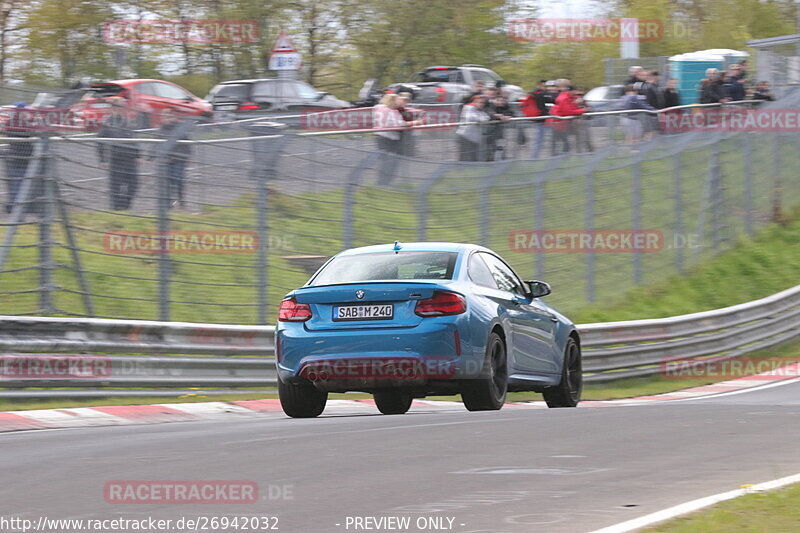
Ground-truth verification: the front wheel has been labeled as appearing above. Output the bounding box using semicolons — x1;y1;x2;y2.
543;337;582;408
278;378;328;418
374;390;413;415
461;332;507;411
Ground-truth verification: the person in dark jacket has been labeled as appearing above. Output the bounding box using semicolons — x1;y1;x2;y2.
723;65;746;102
699;69;725;104
97;97;141;211
663;78;681;108
3;102;35;214
156;109;192;209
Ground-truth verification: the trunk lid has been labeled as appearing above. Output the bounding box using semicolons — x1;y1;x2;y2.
294;281;450;330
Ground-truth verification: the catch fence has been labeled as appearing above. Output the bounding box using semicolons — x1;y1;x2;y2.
1;95;799;324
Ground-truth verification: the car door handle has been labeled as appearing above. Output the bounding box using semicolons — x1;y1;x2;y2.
549;316;558;322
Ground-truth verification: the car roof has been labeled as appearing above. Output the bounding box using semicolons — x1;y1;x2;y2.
93;79;168;87
337;242;491;256
218;79;286;84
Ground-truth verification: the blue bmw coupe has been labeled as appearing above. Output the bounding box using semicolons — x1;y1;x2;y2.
276;242;582;417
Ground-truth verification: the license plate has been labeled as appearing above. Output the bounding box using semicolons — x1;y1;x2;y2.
91;103;111;108
333;304;393;321
217;104;238;111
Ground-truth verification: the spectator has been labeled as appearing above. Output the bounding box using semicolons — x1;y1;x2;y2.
625;66;643;86
663;78;681;108
620;84;655;144
396;91;424;156
547;81;586;155
456;95;491;161
738;59;749;81
751;81;774;101
489;94;515;160
482;87;512;161
154;109;192;209
373;93;414;185
572;88;593;153
2;102;35;215
97;97;141;211
641;71;664;139
521;80;549;158
724;64;746;102
700;68;725;104
633;69;649;93
462;80;486;104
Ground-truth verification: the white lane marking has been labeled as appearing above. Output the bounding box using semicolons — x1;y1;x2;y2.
12;408;132;428
653;376;800;403
586;471;800;533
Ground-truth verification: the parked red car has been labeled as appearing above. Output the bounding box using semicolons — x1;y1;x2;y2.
71;79;212;130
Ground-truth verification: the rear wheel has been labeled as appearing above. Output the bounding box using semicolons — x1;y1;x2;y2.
374;390;413;415
543;337;582;408
278;378;328;418
461;332;507;411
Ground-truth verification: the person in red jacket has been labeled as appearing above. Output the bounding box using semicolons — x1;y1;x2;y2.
546;81;586;155
521;80;549;158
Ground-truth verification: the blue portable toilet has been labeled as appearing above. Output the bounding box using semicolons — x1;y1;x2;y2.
669;49;749;104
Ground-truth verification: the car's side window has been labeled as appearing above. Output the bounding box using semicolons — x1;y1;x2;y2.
253;81;279;98
155;82;190;100
479;253;526;296
468;253;497;289
136;83;158;96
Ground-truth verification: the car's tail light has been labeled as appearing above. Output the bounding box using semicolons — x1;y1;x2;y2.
415;291;466;317
237;102;260;110
435;87;447;102
278;297;312;322
384;89;395;94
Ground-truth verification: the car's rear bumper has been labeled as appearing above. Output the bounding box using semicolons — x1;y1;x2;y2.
276;318;482;387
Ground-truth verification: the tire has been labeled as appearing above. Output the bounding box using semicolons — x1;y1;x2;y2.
543;337;582;408
278;378;328;418
461;332;507;411
374;390;413;415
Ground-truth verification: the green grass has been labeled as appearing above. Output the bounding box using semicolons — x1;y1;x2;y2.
642;482;800;533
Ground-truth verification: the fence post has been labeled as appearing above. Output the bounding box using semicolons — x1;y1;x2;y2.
742;133;753;236
709;141;722;250
155;145;171;322
343;151;380;249
631;161;642;285
38;137;55;314
480;161;512;247
534;170;545;281
585;170;595;303
251;131;288;324
673;151;684;274
771;132;783;222
0;137;45;273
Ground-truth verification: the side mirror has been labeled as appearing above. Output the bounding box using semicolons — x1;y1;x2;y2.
316;92;329;100
525;280;551;298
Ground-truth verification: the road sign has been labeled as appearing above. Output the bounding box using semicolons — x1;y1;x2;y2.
269;30;301;71
269;52;302;71
271;30;296;53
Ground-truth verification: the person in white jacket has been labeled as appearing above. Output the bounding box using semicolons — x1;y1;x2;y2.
456;95;492;161
372;94;420;184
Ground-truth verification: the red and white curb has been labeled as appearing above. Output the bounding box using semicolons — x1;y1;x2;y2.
1;362;798;433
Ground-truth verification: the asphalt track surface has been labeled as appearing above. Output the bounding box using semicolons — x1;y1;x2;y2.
2;380;799;533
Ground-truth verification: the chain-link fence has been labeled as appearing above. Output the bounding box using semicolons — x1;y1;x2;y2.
2;94;799;324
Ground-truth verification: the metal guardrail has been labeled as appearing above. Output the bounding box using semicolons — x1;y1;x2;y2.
0;283;798;397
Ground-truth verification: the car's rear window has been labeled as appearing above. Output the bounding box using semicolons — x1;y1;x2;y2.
89;84;125;98
310;252;458;286
414;69;459;83
209;83;250;100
